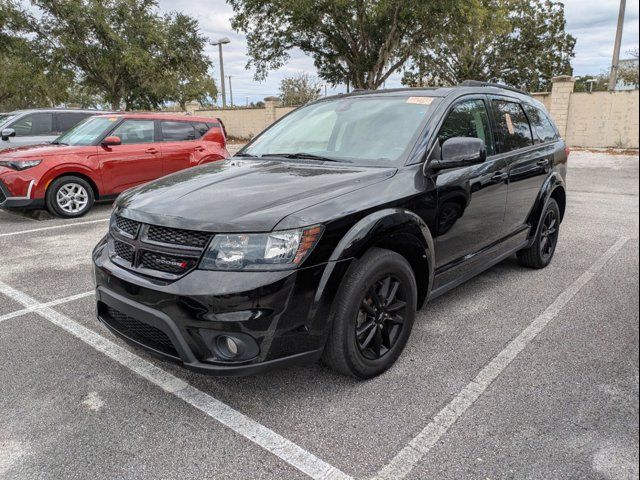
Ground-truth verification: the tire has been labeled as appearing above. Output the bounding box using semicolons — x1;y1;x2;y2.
322;248;417;379
46;176;95;218
517;198;561;269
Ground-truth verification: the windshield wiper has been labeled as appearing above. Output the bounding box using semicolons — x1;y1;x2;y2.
262;153;345;162
51;141;68;145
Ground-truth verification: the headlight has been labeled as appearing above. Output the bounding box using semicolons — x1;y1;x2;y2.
0;159;42;171
200;225;323;271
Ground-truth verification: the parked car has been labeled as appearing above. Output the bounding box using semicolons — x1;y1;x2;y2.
0;113;229;217
92;82;568;378
0;108;105;151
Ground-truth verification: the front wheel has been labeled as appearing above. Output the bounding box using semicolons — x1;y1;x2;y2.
517;198;561;269
46;176;95;218
322;248;417;379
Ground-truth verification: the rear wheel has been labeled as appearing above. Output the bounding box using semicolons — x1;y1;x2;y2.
46;176;95;218
517;198;560;269
322;248;417;378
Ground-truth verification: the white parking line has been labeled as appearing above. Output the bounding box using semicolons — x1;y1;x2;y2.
0;291;94;324
374;236;630;480
0;280;352;480
0;218;109;238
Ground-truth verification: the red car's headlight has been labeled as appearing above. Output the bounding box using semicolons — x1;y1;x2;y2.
0;159;43;171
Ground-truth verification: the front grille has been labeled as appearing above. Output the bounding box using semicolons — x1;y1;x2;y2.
140;251;198;275
113;240;135;264
147;224;211;249
103;306;178;357
115;215;139;237
110;214;211;279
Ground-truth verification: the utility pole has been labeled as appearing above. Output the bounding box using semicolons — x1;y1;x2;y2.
210;37;231;107
608;0;626;91
227;76;234;107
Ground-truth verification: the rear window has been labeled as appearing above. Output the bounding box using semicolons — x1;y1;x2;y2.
161;121;196;141
492;100;533;153
523;105;558;144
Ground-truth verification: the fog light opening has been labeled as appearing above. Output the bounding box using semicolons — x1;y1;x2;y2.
217;335;240;359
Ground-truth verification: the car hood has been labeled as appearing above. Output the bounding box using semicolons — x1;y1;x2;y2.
117;159;396;232
0;143;80;158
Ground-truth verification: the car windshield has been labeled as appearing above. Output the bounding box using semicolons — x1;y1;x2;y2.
0;114;16;127
54;116;120;146
242;95;438;164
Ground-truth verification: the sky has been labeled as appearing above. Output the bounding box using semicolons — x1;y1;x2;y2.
160;0;640;104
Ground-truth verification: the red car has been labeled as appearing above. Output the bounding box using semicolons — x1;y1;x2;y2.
0;113;229;217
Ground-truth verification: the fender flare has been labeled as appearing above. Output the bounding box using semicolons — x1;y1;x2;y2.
35;164;103;199
330;208;435;306
526;172;566;244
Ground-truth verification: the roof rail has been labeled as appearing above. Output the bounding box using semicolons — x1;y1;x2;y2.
460;80;530;96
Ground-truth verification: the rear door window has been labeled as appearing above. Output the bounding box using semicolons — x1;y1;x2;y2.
161;121;196;141
110;119;156;144
56;112;92;133
9;112;54;136
492;100;533;152
523;105;558;144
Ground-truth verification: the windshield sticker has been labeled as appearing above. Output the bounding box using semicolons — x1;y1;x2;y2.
406;97;434;105
505;113;515;134
108;117;118;122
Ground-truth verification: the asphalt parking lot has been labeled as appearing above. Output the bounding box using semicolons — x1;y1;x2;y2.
1;150;638;480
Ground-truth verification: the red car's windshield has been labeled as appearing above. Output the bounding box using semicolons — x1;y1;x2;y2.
54;116;120;146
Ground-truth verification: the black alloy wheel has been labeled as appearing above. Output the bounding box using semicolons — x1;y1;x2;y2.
322;248;417;378
517;198;561;269
539;209;559;262
356;275;407;360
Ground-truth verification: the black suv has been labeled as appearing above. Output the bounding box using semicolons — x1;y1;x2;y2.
92;82;568;378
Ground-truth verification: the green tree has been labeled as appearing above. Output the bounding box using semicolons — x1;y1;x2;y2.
229;0;465;90
618;48;639;90
12;0;215;110
0;0;72;110
279;73;321;106
402;0;576;92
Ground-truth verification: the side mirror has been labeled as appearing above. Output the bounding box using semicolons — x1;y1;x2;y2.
430;137;486;171
1;128;16;141
101;136;122;147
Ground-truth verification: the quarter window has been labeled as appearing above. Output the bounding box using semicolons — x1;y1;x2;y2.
111;119;155;144
9;113;54;136
192;122;210;139
492;100;533;152
161;121;196;141
523;105;558;144
438;99;495;156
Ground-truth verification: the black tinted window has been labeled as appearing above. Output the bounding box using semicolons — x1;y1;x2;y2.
161;121;195;141
10;112;54;136
523;105;558;144
111;119;155;144
57;112;91;132
438;99;495;156
492;101;533;152
192;122;210;139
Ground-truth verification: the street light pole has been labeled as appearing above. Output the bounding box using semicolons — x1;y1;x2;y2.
608;0;626;91
210;37;231;107
227;75;234;107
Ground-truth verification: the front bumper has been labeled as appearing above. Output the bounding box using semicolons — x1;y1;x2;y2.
0;178;41;208
93;236;352;376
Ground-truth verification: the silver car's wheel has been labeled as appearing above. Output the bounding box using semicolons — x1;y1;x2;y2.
56;182;90;214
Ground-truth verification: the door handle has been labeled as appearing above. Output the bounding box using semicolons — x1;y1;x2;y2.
537;159;550;167
145;148;159;154
194;145;206;152
492;172;509;183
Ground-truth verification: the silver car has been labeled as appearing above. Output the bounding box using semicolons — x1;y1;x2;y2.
0;109;107;150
